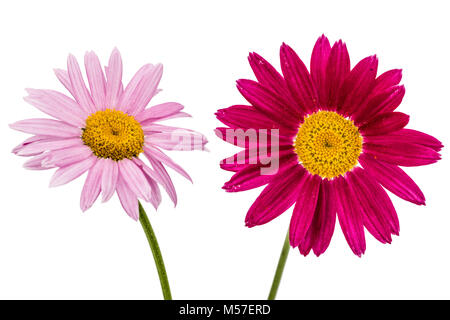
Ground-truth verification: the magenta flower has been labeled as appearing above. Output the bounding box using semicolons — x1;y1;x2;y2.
216;35;442;262
11;48;207;299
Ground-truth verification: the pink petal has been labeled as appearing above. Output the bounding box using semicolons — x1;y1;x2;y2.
10;118;81;137
338;55;378;116
24;153;55;170
332;176;366;257
80;159;103;211
359;153;425;205
146;155;177;206
84;51;106;109
118;158;152;202
13;135;50;156
100;158;118;202
24;89;86;126
289;173;321;247
348;168;392;244
245;163;306;227
133;158;163;210
144;144;192;182
54;68;74;97
359;112;409;136
15;137;83;157
363;142;441;167
49;156;96;187
67;54;96;114
310;34;331;108
325;40;350;108
116;176;139;221
280;43;318;114
43;145;92;168
105;48;123;108
146;127;207;151
135;102;184;123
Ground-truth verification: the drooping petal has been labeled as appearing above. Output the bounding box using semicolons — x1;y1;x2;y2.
144;144;192;182
24;89;86;126
363;141;441;167
359;153;425;205
325;40;350;108
84;51;106;109
348;168;392;244
359;112;409;136
289;173;321;247
116;175;139;220
145;153;177;206
245;163;306;227
49;156;96;187
338;55;378;116
67;54;96;114
310;34;331;107
100;158;118;202
332;176;366;256
10;119;81;137
80;159;103;211
105;48;123;108
118;158;152;202
280;43;318;114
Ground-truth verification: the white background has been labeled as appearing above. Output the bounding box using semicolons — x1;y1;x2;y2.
0;0;449;299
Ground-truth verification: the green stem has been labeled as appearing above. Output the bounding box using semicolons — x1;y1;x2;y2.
268;231;290;300
138;201;172;300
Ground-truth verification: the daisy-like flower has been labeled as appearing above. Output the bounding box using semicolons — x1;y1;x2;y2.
11;48;206;299
216;35;442;263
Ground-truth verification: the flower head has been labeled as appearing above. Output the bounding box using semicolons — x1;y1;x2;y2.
11;49;207;220
216;35;443;256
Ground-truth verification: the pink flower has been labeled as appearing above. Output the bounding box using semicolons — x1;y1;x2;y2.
216;35;443;256
11;49;207;220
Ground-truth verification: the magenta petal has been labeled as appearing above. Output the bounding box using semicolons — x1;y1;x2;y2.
338;55;378;116
215;105;285;131
280;43;318;114
236;79;300;126
365;129;443;152
359;153;425;205
332;176;366;256
359;112;409;136
348;168;393;244
371;69;402;94
245;164;306;227
223;164;274;192
325;40;350;108
310;35;331;108
80;159;102;211
311;180;337;256
354;85;405;125
289;173;321;247
363;141;441;167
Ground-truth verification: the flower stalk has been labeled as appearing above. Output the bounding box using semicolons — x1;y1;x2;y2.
268;231;290;300
139;201;172;300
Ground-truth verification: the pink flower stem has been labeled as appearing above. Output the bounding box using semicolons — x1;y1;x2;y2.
268;231;290;300
138;201;172;300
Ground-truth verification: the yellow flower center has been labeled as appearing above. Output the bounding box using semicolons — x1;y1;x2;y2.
81;109;144;161
294;111;362;179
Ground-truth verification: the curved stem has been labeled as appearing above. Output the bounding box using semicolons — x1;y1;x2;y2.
268;231;290;300
138;201;172;300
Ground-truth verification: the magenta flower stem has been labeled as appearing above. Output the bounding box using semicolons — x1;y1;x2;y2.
138;202;172;300
268;231;290;300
